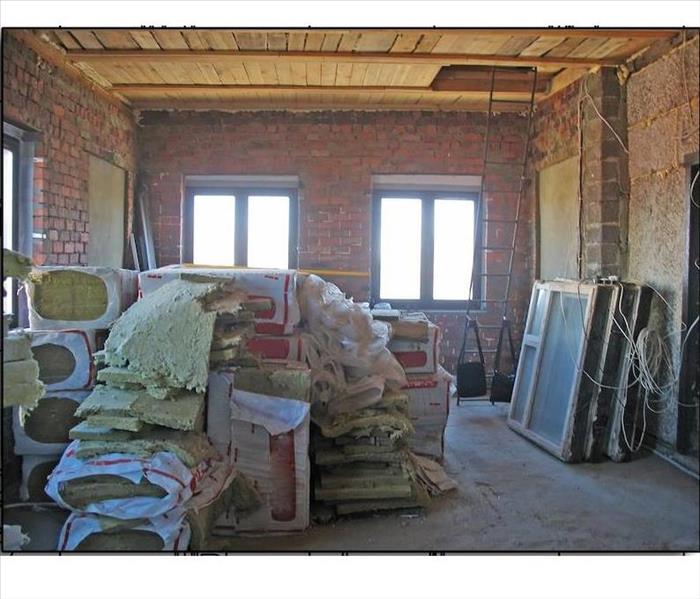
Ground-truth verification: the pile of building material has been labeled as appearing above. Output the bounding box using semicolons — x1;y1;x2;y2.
139;265;314;535
12;266;138;505
43;277;253;550
376;311;452;461
300;275;454;516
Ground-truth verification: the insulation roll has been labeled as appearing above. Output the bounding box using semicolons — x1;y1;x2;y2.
30;329;96;391
13;391;90;455
26;267;138;331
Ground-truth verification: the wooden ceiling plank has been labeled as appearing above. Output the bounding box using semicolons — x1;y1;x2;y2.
539;67;588;99
200;30;239;50
431;34;459;53
335;62;353;86
567;37;611;58
306;61;322;85
51;30;82;50
321;62;337;86
267;32;288;51
93;29;139;50
129;30;162;50
234;31;267;50
519;36;567;57
287;31;306;51
304;32;325;51
290;61;307;85
195;62;224;85
275;61;294;85
414;32;442;53
390;32;421;53
588;37;630;59
321;33;342;52
258;60;279;84
544;37;585;57
67;48;622;68
337;32;361;52
378;63;398;86
181;30;208;50
362;63;383;86
349;63;369;86
242;61;265;84
69;30;105;50
152;30;189;50
495;35;539;56
354;32;398;52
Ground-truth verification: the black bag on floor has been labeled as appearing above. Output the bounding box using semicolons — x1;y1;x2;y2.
490;318;518;404
456;316;487;398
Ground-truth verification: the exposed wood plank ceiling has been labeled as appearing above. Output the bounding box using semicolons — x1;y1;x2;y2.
26;28;683;112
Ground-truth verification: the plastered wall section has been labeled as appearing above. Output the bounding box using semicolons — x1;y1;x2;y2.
626;36;699;452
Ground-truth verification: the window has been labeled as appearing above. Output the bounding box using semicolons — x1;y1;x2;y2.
3;121;38;324
183;187;298;269
3;139;18;315
371;190;481;309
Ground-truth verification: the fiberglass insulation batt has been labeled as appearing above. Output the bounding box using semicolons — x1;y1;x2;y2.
26;267;138;330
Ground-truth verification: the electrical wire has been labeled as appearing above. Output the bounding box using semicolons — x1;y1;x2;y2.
582;74;629;155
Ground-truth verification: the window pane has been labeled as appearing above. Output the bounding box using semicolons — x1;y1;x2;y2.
529;292;588;444
380;197;422;299
433;199;475;300
193;195;235;266
3;147;15;315
248;196;290;269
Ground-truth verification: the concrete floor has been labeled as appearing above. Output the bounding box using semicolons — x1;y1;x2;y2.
4;400;698;552
212;400;700;552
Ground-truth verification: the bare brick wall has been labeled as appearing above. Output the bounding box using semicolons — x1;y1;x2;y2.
2;33;137;266
137;109;535;373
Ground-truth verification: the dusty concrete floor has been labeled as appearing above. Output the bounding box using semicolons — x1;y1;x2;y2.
4;400;698;552
212;401;700;552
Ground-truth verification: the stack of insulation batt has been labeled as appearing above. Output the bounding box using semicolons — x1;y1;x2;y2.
312;390;432;515
3;250;43;411
15;266;138;503
298;275;444;516
140;266;315;534
382;312;451;461
44;278;251;551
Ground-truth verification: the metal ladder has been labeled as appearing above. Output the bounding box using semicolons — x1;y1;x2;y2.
457;66;538;405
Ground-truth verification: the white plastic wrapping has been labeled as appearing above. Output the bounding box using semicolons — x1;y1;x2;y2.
138;266;300;334
45;441;197;519
388;322;442;374
402;367;452;460
298;275;406;413
30;329;96;391
208;379;311;533
26;267;138;331
57;510;191;551
13;391;90;455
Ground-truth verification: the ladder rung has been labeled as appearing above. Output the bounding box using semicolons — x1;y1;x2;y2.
479;299;509;304
463;348;499;354
484;160;516;166
483;219;518;224
490;98;535;106
479;246;515;251
477;273;511;277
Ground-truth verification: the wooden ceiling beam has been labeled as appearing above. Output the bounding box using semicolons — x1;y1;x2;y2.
105;28;679;39
130;99;527;113
66;49;622;68
111;83;548;96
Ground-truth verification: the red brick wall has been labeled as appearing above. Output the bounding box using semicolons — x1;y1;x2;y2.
531;82;581;172
137;109;535;373
2;33;137;266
